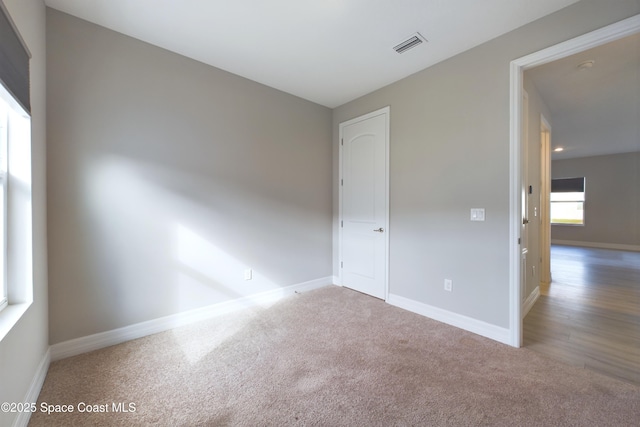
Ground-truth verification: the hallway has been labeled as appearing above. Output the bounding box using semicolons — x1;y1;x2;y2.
523;245;640;385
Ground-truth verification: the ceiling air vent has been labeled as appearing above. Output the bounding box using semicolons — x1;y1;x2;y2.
393;33;426;54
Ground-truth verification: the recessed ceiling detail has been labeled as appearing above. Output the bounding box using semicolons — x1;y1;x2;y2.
393;33;427;54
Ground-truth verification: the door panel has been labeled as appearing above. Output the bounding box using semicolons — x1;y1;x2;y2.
345;135;377;222
340;109;388;300
521;91;530;304
540;117;552;285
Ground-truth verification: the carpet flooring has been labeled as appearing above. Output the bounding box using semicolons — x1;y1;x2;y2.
29;286;640;426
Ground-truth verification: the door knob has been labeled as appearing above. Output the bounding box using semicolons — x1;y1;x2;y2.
374;228;384;233
523;218;529;225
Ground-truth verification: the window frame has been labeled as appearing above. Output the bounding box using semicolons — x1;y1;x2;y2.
0;81;33;339
0;0;33;339
0;99;7;311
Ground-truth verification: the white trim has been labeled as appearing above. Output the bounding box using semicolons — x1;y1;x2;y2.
539;115;552;285
509;58;523;348
387;294;511;345
338;106;390;300
331;275;340;285
12;348;50;427
0;84;33;341
514;15;640;71
51;277;332;361
551;240;640;252
0;99;7;314
509;14;640;348
0;301;30;342
521;286;540;319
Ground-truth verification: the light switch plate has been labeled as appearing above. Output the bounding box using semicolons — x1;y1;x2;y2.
470;208;485;221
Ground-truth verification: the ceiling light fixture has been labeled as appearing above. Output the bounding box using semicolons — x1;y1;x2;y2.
393;32;427;54
577;60;595;70
554;147;564;152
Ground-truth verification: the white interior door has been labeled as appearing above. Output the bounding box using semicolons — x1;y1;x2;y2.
539;116;552;285
339;107;389;300
521;91;530;305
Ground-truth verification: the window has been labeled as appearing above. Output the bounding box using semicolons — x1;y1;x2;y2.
0;84;32;340
0;0;33;338
0;98;7;311
551;177;585;225
0;83;31;320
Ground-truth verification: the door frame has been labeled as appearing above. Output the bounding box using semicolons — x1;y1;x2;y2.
508;14;640;347
520;89;529;307
338;106;390;300
539;115;552;286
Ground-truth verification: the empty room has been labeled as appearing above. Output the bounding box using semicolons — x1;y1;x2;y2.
0;0;638;426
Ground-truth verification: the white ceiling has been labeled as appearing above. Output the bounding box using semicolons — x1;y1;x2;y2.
527;33;640;160
44;0;580;108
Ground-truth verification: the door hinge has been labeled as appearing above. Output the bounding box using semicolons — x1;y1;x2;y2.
518;238;521;244
341;220;343;227
341;138;344;146
341;261;343;268
341;179;343;186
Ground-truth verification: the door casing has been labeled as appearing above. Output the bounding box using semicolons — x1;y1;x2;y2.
509;14;640;347
539;115;552;286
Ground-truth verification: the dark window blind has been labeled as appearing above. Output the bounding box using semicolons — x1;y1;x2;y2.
0;1;30;113
551;177;585;193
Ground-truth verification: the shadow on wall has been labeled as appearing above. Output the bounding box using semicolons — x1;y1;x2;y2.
175;223;281;309
76;154;325;326
46;7;333;344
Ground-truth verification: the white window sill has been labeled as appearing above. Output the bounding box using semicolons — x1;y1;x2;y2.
0;302;31;342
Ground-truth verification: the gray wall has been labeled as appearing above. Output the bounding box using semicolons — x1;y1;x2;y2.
332;0;640;329
0;0;48;425
47;9;332;344
552;152;640;246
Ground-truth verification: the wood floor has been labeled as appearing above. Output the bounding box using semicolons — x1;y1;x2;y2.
523;245;640;385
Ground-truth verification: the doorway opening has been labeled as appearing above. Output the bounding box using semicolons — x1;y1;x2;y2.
509;14;640;347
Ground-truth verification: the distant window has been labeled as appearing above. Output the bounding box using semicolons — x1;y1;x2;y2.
551;177;585;225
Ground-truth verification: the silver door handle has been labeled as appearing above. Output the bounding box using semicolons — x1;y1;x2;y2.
374;228;384;233
523;218;529;224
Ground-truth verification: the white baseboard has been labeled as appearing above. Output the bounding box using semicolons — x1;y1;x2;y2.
387;294;511;345
13;348;50;427
50;277;332;361
552;239;640;252
521;286;540;319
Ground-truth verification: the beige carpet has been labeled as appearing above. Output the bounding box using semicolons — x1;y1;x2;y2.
30;286;639;426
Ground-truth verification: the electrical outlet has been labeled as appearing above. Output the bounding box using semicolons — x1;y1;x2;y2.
444;279;453;292
244;268;252;281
